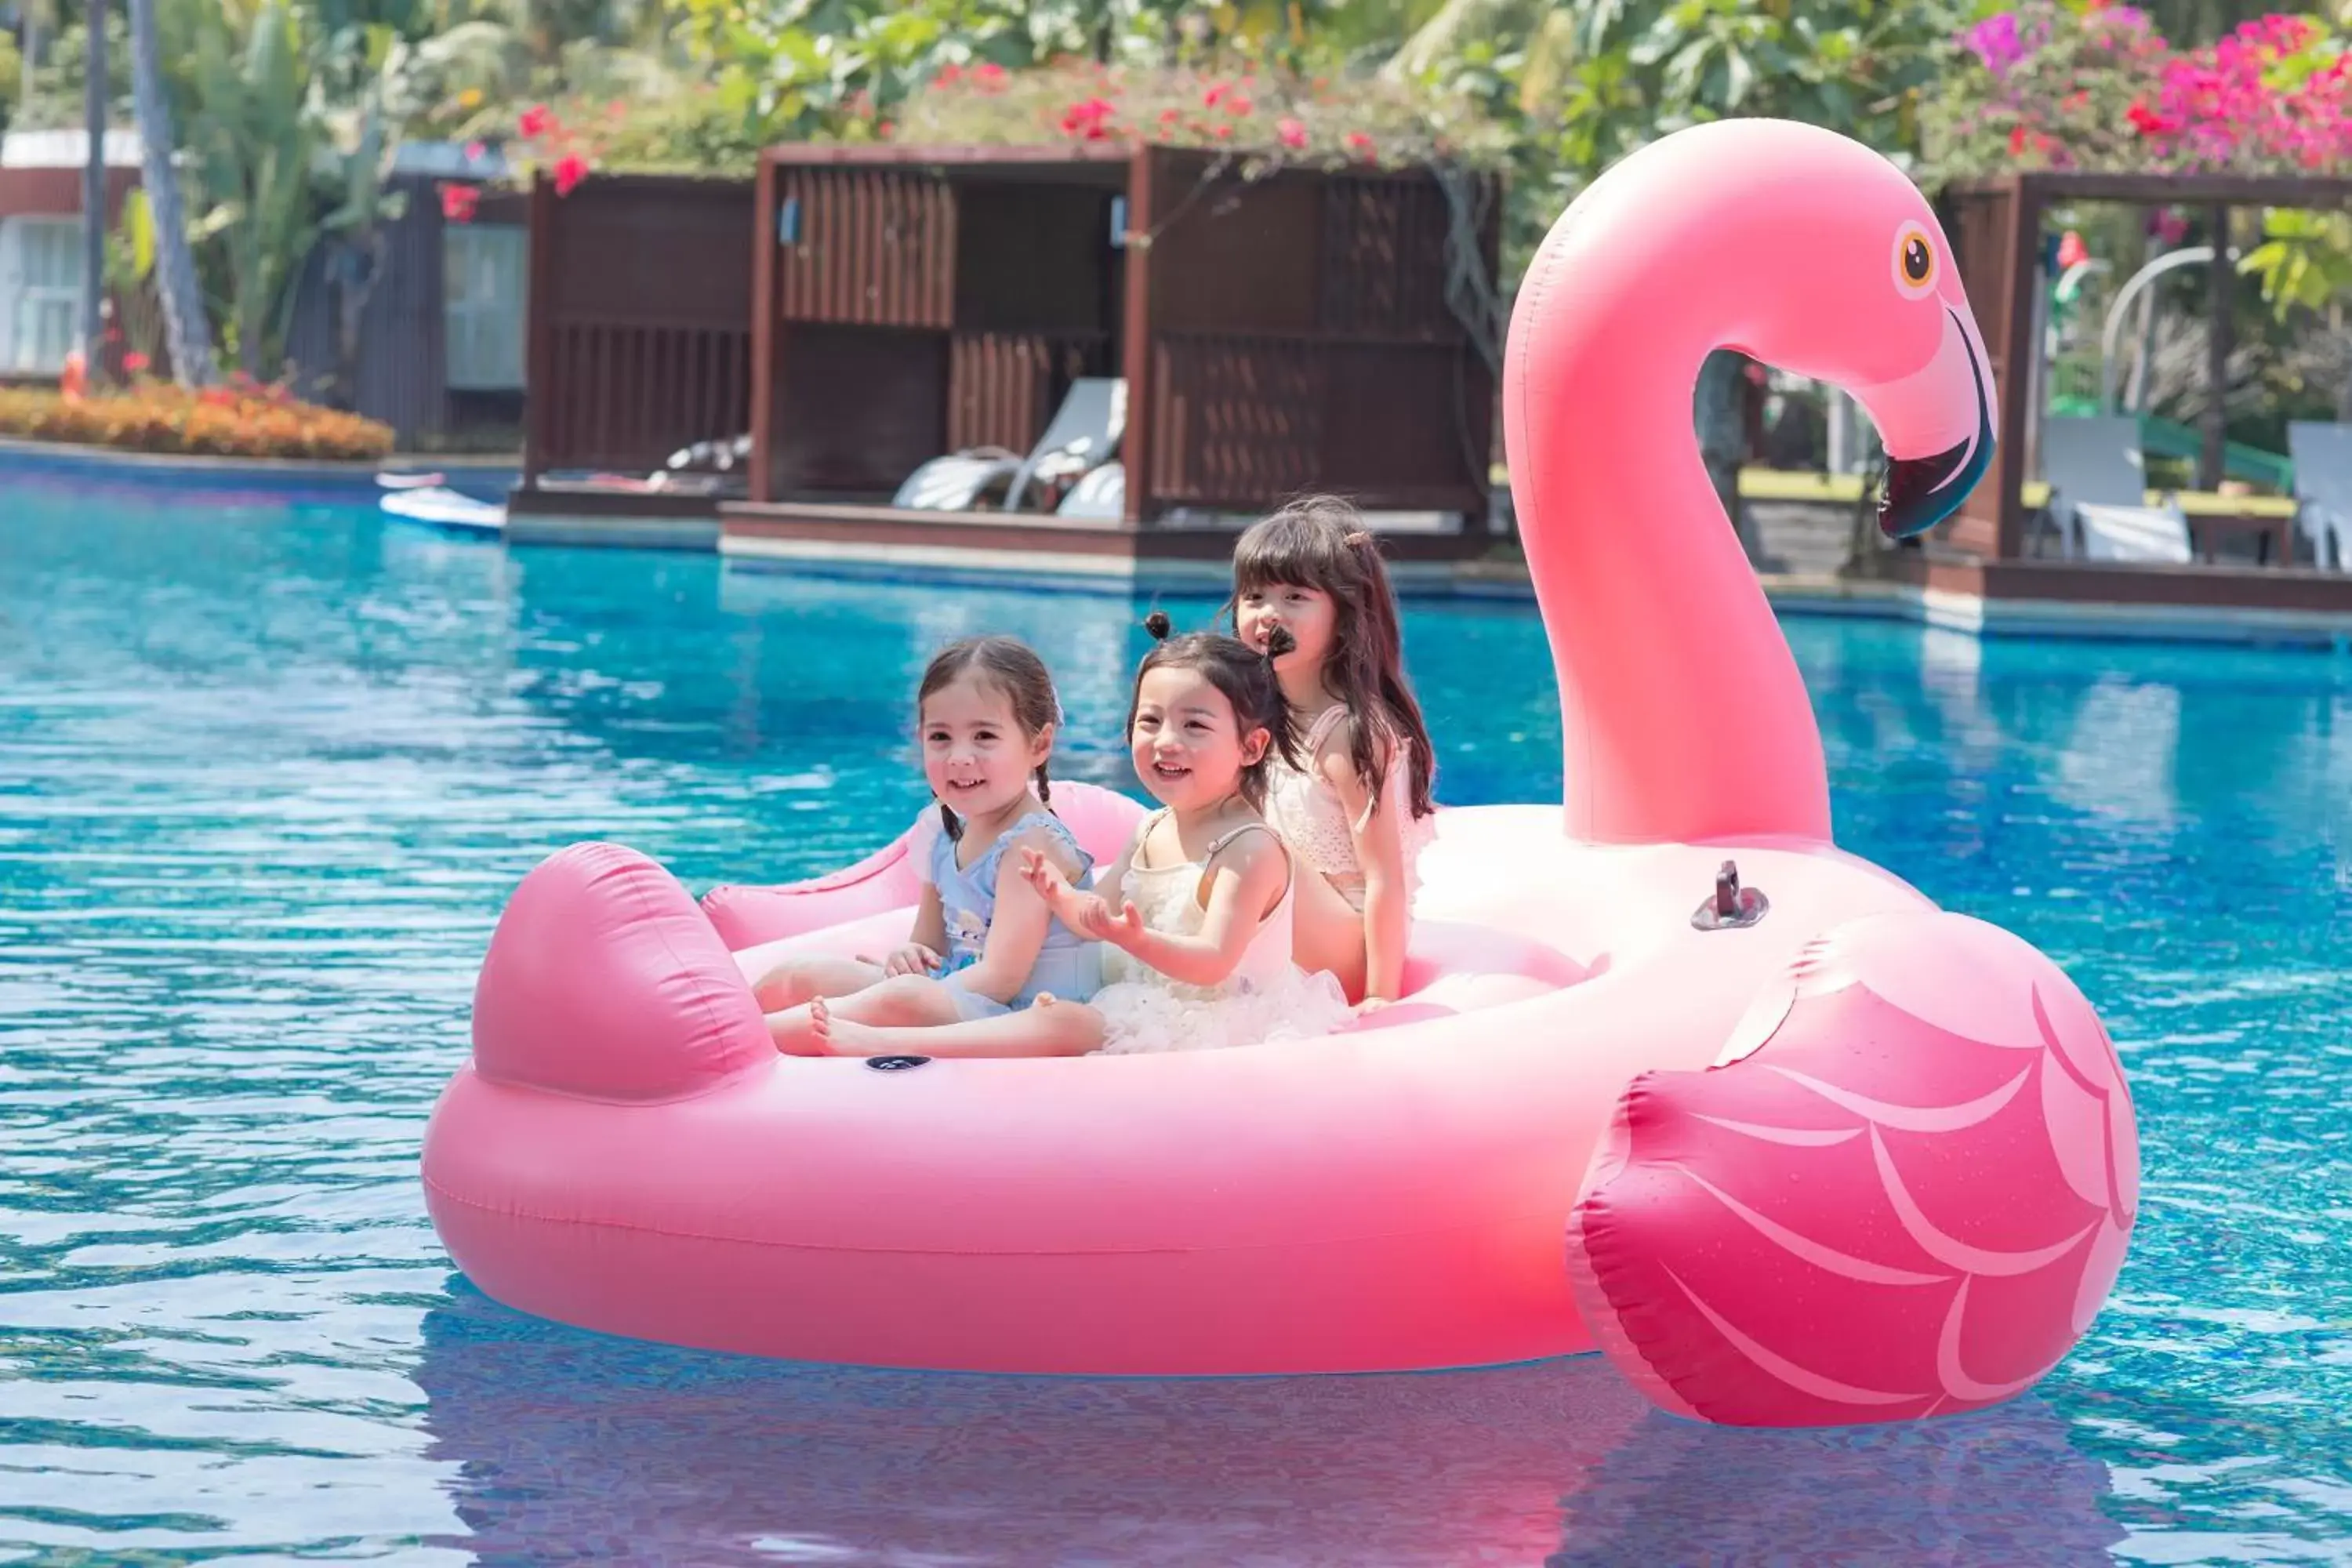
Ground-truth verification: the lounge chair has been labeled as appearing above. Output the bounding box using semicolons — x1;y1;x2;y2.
892;378;1127;514
2038;416;2192;565
1054;460;1125;520
2286;421;2352;571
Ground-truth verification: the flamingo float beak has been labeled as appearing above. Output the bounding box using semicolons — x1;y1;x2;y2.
1871;306;1997;541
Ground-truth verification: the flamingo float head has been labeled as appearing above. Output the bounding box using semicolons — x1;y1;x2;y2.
1503;120;1998;844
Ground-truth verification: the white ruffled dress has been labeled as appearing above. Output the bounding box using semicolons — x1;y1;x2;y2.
1091;815;1353;1055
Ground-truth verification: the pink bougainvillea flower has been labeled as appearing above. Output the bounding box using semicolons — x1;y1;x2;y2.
123;350;150;375
463;140;486;162
440;182;481;223
1276;116;1308;150
518;104;554;140
551;154;589;197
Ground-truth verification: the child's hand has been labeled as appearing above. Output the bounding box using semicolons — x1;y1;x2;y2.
877;942;942;978
1073;896;1148;952
1022;848;1145;950
1017;846;1073;900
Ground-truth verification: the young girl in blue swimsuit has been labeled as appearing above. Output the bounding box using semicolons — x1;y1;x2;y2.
737;636;1101;1049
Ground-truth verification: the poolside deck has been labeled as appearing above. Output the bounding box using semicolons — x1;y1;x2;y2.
506;481;726;550
494;470;2352;647
1854;546;2352;646
717;499;1492;592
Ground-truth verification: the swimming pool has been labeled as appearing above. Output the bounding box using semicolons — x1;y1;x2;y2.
3;490;2347;1564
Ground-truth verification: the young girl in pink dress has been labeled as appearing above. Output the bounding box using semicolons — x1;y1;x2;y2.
1229;496;1440;1007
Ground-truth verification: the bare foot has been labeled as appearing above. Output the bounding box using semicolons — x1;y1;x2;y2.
767;1001;826;1055
805;995;891;1058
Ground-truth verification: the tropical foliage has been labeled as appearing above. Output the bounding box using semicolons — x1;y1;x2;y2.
13;0;2352;432
1925;3;2352;179
889;56;1511;171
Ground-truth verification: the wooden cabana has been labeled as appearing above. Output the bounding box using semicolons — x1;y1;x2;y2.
1935;169;2352;561
517;172;757;490
727;140;1503;565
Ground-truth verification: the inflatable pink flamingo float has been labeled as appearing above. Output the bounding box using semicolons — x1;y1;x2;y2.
422;119;2140;1427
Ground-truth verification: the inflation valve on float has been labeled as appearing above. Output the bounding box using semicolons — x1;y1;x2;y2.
1691;859;1769;931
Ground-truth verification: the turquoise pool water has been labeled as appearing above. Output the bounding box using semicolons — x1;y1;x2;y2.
2;492;2348;1565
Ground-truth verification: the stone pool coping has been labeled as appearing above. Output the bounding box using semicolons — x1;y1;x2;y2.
0;435;516;505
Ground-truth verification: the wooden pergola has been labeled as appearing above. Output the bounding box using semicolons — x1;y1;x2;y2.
1935;169;2352;560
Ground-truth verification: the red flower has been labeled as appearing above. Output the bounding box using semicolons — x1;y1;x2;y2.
2056;230;2089;270
935;62;962;86
463;140;486;162
1344;131;1374;158
1203;82;1229;108
1225;94;1253;117
518;104;554;140
439;182;481;223
1276;116;1307;150
1213;122;1233;140
971;62;1006;90
2008;124;2029;154
551;154;590;197
124;350;150;375
1059;96;1117;141
1159;107;1181;123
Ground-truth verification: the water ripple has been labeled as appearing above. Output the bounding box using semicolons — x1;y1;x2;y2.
2;495;2347;1563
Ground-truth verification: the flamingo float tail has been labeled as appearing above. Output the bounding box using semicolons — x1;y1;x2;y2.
1566;909;2140;1427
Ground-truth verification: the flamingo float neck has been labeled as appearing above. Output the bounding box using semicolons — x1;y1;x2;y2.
1502;120;1995;848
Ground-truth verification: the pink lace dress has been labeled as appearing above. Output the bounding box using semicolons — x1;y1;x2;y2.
1262;705;1436;913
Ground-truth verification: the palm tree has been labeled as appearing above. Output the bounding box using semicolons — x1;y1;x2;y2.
125;0;216;383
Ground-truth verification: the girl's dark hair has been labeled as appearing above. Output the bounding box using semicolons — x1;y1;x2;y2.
1227;495;1437;819
1132;610;1297;810
917;635;1060;842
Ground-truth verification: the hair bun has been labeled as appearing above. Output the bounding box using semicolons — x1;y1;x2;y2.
1142;609;1174;641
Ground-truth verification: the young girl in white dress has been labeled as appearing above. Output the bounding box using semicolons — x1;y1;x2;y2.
1229;497;1440;1007
793;613;1351;1059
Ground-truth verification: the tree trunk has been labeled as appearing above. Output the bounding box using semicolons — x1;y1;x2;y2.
325;238;376;412
1696;349;1761;564
80;0;107;379
125;0;215;386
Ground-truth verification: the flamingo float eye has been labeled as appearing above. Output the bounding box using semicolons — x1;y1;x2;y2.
1893;225;1938;298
